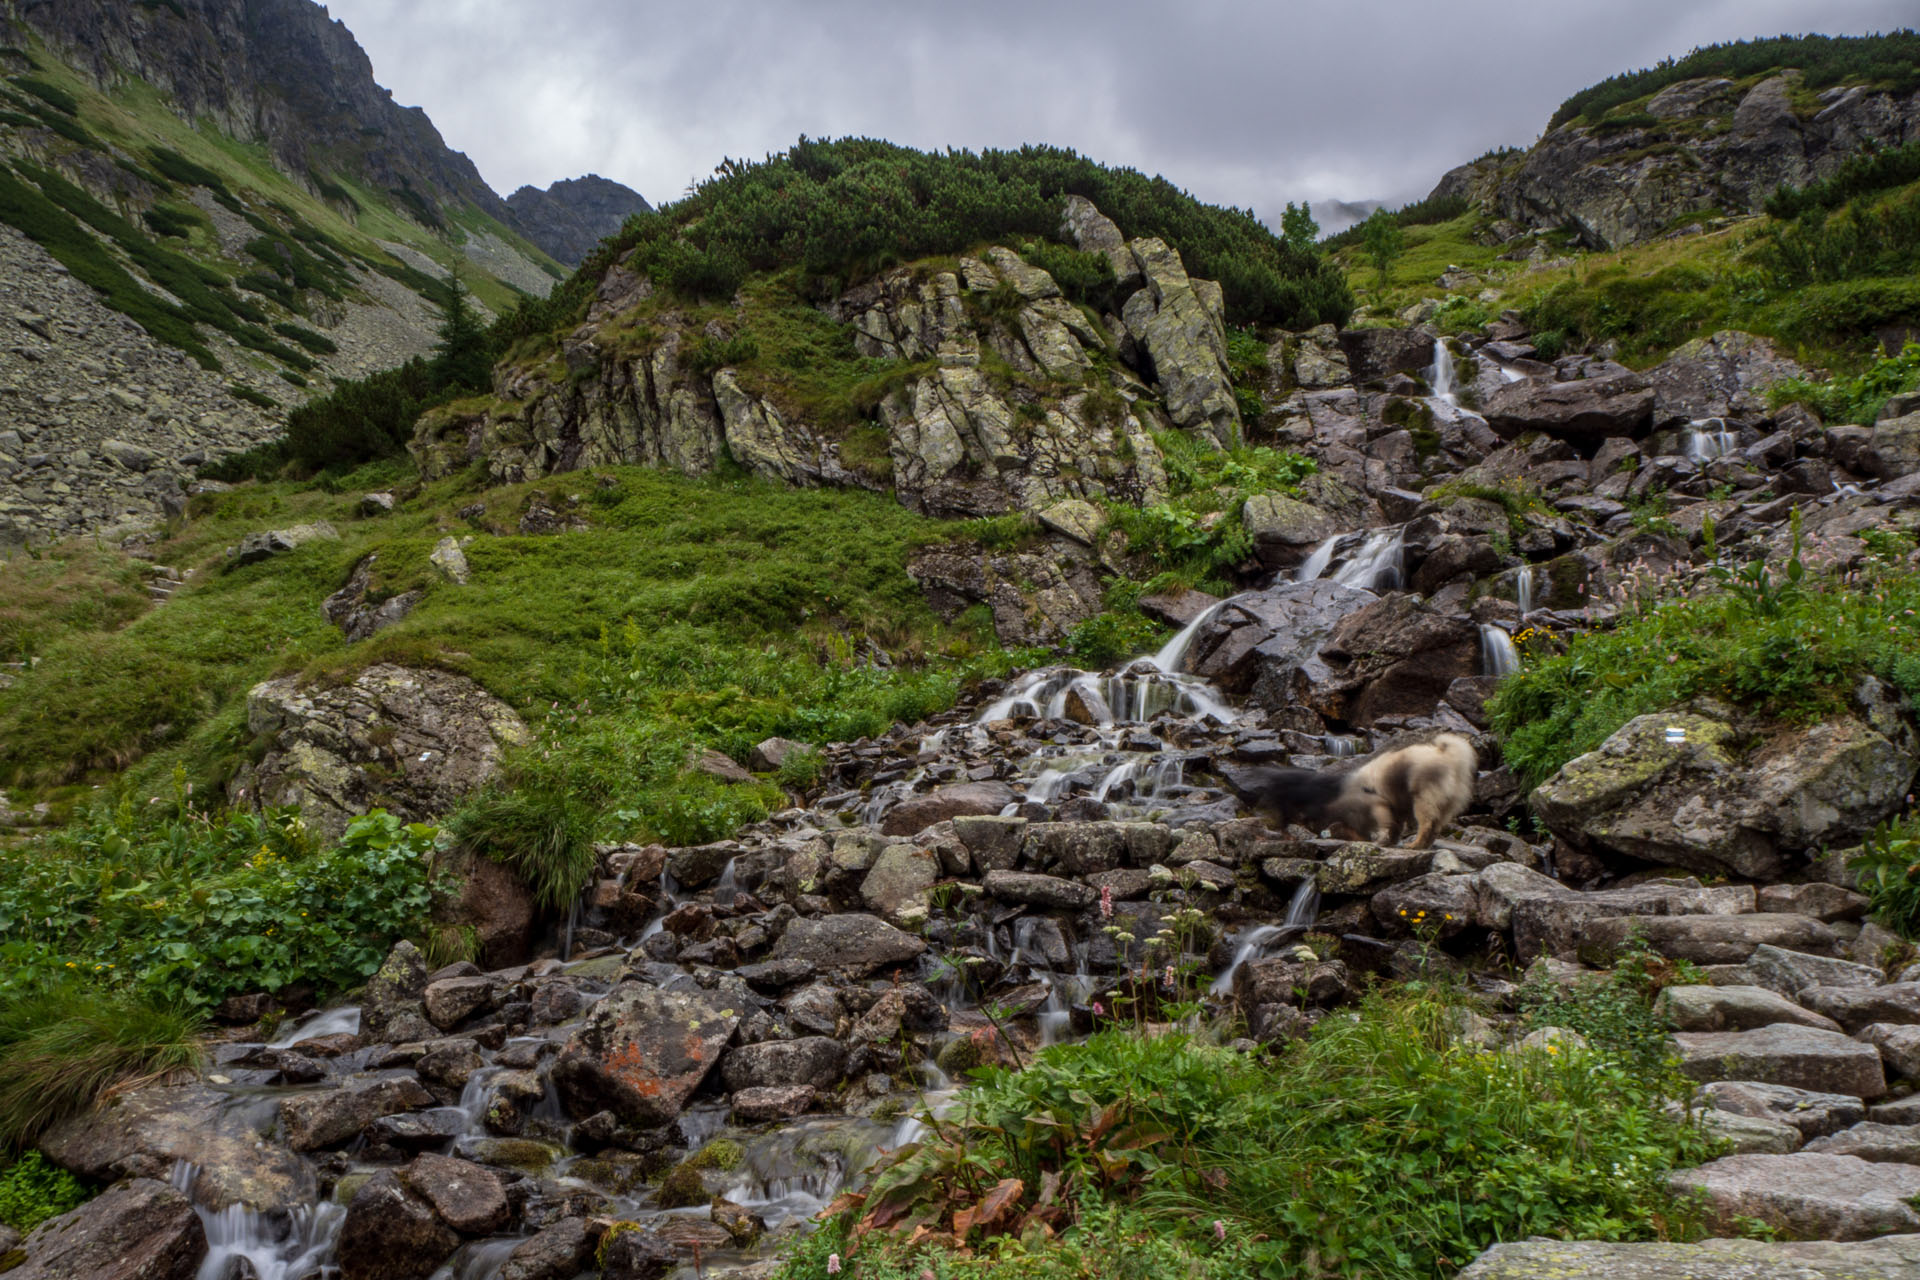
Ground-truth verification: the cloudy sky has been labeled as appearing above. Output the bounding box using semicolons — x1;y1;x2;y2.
324;0;1913;228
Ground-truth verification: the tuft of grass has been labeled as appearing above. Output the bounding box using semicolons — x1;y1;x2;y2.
1767;341;1920;426
447;786;596;911
0;982;203;1148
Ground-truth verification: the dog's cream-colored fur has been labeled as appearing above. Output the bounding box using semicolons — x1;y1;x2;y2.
1339;733;1477;849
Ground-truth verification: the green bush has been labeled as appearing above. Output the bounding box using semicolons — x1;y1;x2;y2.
11;77;77;116
1065;610;1167;667
0;1151;90;1233
1850;816;1920;940
1767;140;1920;220
1767;342;1920;425
823;990;1716;1279
0;805;441;1012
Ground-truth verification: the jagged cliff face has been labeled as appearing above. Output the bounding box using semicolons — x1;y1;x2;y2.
3;0;509;227
1433;73;1920;249
506;175;652;266
411;198;1242;524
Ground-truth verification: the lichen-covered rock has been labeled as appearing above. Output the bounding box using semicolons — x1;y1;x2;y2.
1121;237;1238;442
860;844;938;920
879;783;1016;837
1533;712;1916;881
1457;1235;1920;1279
550;983;740;1127
361;940;433;1044
8;1177;204;1280
323;553;422;642
231;520;339;565
1874;411;1920;481
719;1037;847;1092
281;1077;436;1151
230;664;528;840
403;1153;509;1235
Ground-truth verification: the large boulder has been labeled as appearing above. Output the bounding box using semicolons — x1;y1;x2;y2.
1800;984;1920;1035
1654;985;1842;1034
38;1085;313;1212
229;664;529;840
1874;411;1920;481
1179;579;1375;695
1533;712;1916;880
404;1153;510;1235
8;1177;204;1280
1297;594;1480;726
860;844;939;921
1483;373;1655;441
361;940;434;1044
1336;327;1435;384
1642;330;1807;425
720;1037;848;1092
231;520;339;566
550;983;740;1126
1580;914;1839;967
1672;1153;1920;1240
770;913;927;977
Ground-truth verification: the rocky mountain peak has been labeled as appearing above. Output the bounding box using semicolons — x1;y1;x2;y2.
506;174;651;266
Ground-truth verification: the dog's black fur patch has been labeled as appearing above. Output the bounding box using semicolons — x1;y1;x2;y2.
1231;766;1350;830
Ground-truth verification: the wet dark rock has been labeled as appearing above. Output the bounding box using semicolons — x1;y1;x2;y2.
282;1077;436;1152
423;976;498;1030
770;913;927;977
404;1153;510;1234
1484;373;1655;441
879;781;1016;836
337;1169;461;1280
983;869;1097;911
730;1084;817;1122
497;1217;597;1280
362;941;434;1044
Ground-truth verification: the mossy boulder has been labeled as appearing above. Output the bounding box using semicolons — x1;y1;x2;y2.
1533;711;1918;880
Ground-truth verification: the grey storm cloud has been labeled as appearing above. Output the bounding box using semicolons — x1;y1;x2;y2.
323;0;1914;227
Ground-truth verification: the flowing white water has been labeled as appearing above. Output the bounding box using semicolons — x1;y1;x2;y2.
1684;417;1738;462
1150;599;1231;673
637;868;683;942
173;1163;344;1280
1331;527;1406;592
1322;734;1359;758
268;1005;360;1048
1429;337;1461;409
1209;880;1321;995
1479;624;1520;678
1516;564;1535;615
1293;536;1338;583
976;664;1236;728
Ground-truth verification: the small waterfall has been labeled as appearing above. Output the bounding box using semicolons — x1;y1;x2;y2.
713;857;739;901
1209;880;1321;996
172;1163;344;1280
1092;760;1138;803
977;664;1235;728
560;894;581;961
1479;624;1520;678
1330;527;1406;593
1516;564;1535;615
1684;417;1737;463
268;1005;360;1048
1322;734;1359;758
637;868;683;942
1293;537;1338;583
1428;338;1460;410
1150;598;1232;674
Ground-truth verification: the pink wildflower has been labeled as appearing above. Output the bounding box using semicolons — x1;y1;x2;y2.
1214;1219;1227;1240
827;1254;842;1275
1164;965;1176;987
1092;1001;1105;1016
1099;885;1114;920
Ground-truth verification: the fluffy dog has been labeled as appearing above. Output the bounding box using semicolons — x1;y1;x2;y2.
1235;734;1477;849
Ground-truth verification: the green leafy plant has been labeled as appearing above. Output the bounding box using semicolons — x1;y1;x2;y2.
1850;816;1920;940
0;1151;90;1233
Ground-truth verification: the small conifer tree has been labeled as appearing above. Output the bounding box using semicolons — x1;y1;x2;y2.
433;272;491;392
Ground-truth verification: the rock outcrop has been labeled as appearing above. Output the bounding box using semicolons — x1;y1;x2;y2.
229;664;528;839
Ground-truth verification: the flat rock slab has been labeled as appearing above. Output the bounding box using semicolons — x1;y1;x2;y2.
1656;985;1841;1033
1581;914;1839;967
1701;1081;1867;1139
1673;1024;1887;1099
1861;1024;1920;1080
1748;945;1883;998
771;913;927;977
1807;1122;1920;1165
1673;1152;1920;1240
1458;1235;1920;1279
1802;985;1920;1035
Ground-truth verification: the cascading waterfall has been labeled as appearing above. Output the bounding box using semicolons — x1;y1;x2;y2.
1684;417;1738;462
1479;624;1520;678
172;1163;343;1280
1296;527;1406;594
1516;564;1535;615
1150;599;1231;673
1322;734;1359;758
1293;536;1338;583
1428;337;1461;409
